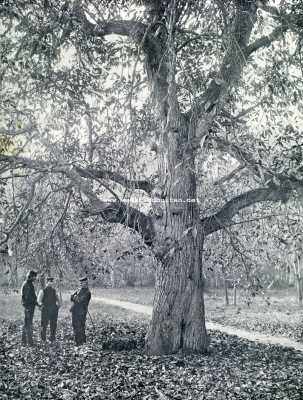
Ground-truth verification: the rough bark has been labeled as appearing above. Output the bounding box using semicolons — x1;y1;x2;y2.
145;0;258;354
146;235;209;354
146;108;208;353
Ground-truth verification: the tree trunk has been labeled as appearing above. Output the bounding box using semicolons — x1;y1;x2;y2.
293;257;303;305
233;284;237;307
146;108;209;354
296;275;303;305
144;13;211;353
146;233;209;354
222;265;229;306
9;260;18;287
224;279;229;306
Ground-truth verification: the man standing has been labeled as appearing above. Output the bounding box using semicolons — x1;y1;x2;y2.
38;277;61;343
21;270;38;346
70;277;91;346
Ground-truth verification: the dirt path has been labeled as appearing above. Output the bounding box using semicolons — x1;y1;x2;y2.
95;296;303;353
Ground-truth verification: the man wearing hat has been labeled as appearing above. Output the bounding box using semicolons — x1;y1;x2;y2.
21;270;38;346
70;277;91;346
38;277;61;343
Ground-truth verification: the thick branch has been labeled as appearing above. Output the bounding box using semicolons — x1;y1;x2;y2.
245;25;287;56
247;1;303;56
201;186;292;236
74;166;153;194
80;201;154;245
256;1;280;18
64;169;155;244
0;122;35;136
211;136;303;190
0;155;155;245
211;136;271;182
0;154;67;174
0;155;153;193
83;14;168;119
83;17;162;64
191;1;258;139
213;165;246;186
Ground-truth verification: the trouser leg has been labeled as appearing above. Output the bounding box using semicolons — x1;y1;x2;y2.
22;315;27;345
72;314;80;345
49;315;58;342
72;314;87;345
41;310;48;342
79;316;87;344
23;308;35;346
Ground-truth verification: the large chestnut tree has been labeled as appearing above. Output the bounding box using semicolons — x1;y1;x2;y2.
1;0;303;354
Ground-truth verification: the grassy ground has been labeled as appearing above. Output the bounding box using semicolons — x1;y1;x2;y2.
0;288;149;326
94;287;155;306
1;286;303;341
96;286;303;341
205;289;303;341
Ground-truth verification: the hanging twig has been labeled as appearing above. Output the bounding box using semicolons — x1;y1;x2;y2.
0;174;43;246
50;190;73;239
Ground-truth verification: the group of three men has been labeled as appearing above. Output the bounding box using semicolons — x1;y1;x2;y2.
21;270;91;347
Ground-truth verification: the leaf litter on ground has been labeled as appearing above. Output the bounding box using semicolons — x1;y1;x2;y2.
0;310;303;400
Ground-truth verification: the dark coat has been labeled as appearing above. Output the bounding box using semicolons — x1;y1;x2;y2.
40;286;59;316
21;280;37;309
70;287;91;316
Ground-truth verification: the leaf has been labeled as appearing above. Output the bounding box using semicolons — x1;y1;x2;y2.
174;162;183;170
182;227;193;238
214;78;224;85
204;101;212;111
155;387;170;400
168;247;175;257
200;135;208;149
257;165;265;182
